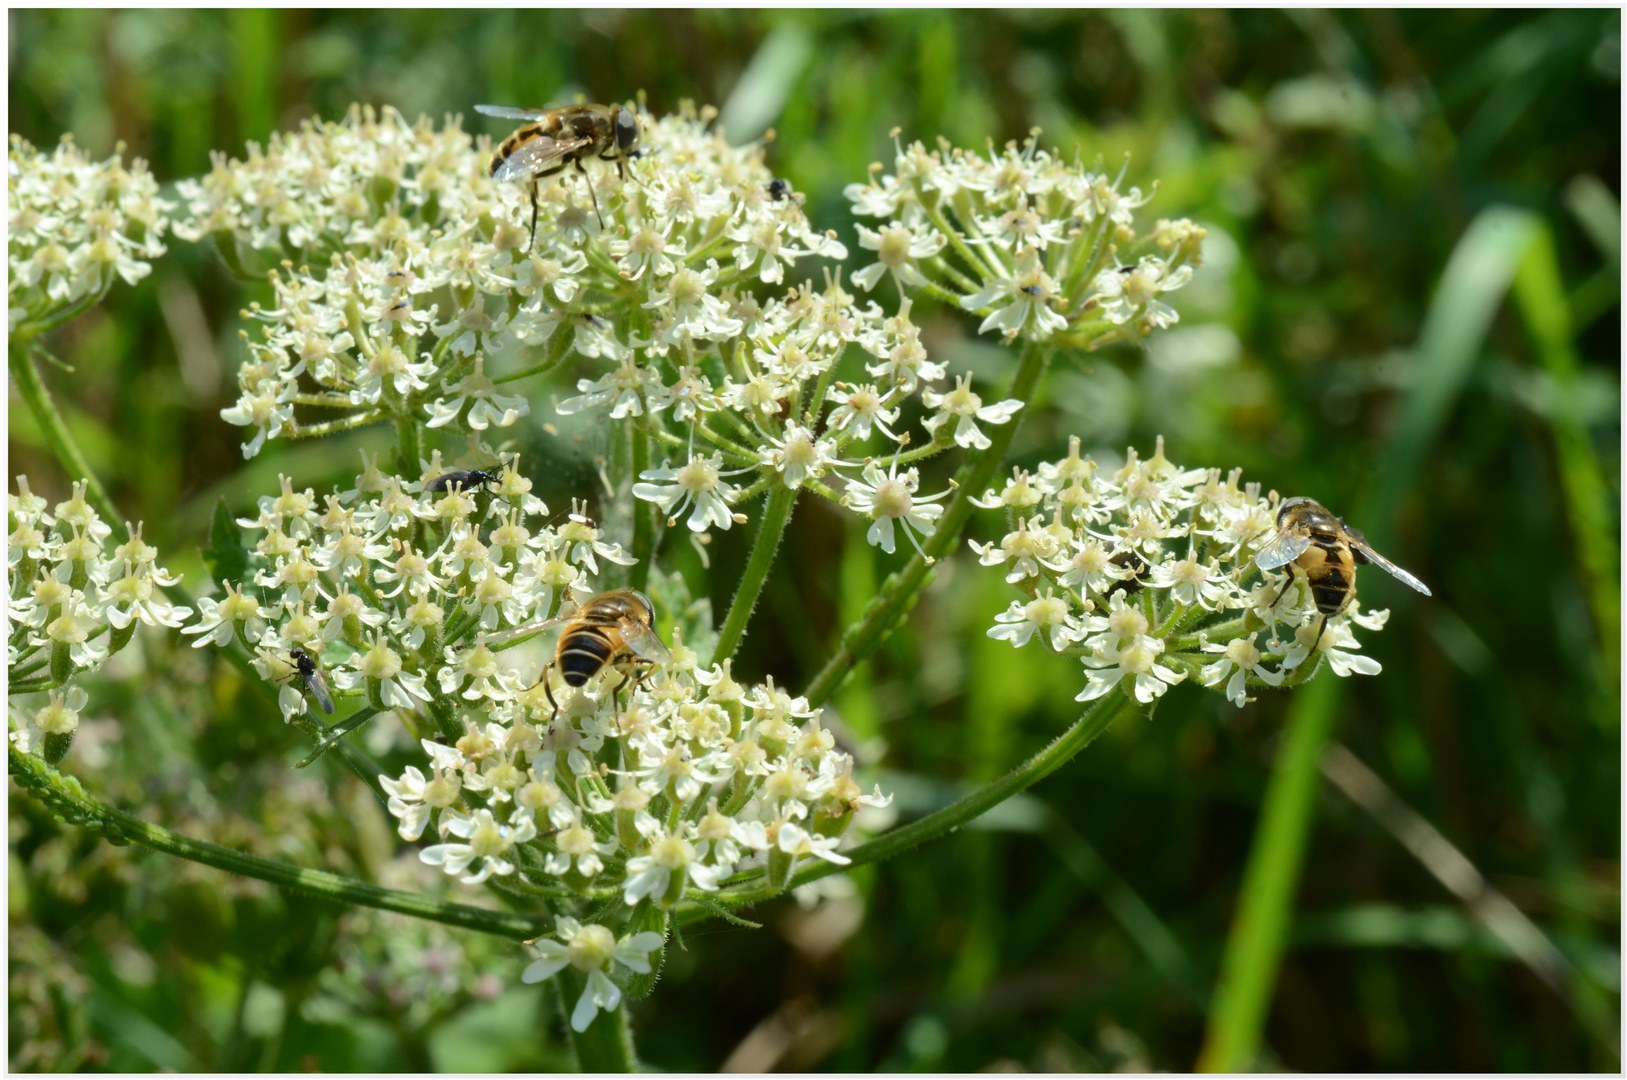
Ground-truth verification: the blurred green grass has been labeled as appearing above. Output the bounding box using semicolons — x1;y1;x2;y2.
8;9;1620;1072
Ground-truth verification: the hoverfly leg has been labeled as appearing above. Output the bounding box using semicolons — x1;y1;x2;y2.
574;158;605;229
631;660;652;698
538;663;561;723
527;179;540;252
1308;614;1329;654
1268;571;1297;610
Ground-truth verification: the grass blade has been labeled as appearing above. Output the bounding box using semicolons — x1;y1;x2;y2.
1200;205;1547;1071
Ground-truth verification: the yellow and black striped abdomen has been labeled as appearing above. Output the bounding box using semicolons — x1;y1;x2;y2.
557;625;618;686
490;124;544;175
1298;533;1357;616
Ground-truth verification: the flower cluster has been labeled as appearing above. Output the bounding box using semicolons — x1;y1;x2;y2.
183;104;1203;570
390;630;889;901
183;452;614;718
181;103;851;461
8;477;192;756
974;438;1391;706
8;135;171;336
185;457;889;913
844;131;1206;344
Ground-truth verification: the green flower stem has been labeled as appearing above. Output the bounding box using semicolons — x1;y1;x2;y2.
9;338;127;542
684;685;1132;922
630;426;652;593
918;279;970;309
928;254;982;295
8;745;546;940
916;183;1001;284
802;354;840;430
427;692;466;744
801;338;1050;709
13;288;107;339
1196;672;1340;1072
559;969;639;1073
693;421;761;466
888;432;955;465
290;392;366;409
291;410;384;437
712;483;797;665
394;412;421;478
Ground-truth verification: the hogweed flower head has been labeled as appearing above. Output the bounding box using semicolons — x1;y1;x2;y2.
8;476;191;760
976;439;1401;707
9;135;170;335
30;102;1215;1015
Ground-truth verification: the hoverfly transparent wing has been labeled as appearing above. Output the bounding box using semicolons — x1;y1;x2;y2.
619;619;671;665
1345;532;1432;596
480;613;573;649
1251;523;1315;571
474;104;554;122
491;134;592;182
301;664;336;715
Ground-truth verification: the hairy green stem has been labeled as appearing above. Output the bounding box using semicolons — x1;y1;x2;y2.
292;410;384;438
9;338;127;541
495;320;577;384
395;412;421;478
801;338;1050;708
683;686;1132;922
8;745;546;939
712;484;797;665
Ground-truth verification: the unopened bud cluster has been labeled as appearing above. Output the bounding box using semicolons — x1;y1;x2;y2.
8;477;191;758
974;438;1390;707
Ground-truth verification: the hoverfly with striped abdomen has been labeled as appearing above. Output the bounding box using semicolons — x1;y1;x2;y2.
1253;497;1431;649
484;589;670;718
474;103;641;246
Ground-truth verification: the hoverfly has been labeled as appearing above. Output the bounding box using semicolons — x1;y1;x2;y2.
485;589;670;717
1253;497;1431;648
474;103;641;245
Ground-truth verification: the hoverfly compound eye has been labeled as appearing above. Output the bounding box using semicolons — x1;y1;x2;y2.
616;109;639;152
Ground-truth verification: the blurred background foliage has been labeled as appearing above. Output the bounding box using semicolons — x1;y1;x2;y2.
8;8;1620;1072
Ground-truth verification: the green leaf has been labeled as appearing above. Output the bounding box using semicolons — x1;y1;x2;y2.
202;496;251;592
296;706;383;769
